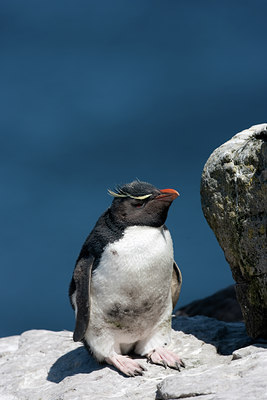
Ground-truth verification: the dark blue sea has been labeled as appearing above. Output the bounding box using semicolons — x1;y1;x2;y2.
1;0;267;337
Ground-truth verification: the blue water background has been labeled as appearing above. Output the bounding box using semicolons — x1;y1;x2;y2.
1;0;267;337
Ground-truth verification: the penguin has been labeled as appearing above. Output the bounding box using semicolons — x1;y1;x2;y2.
69;180;184;376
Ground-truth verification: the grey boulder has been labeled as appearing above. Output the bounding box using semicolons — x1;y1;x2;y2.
201;123;267;339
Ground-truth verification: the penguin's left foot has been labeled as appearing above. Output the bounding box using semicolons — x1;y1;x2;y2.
105;354;147;377
146;347;185;371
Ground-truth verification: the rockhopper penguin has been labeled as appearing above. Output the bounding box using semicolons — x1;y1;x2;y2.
69;180;184;376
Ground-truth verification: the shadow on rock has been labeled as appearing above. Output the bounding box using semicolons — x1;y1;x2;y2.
176;285;243;323
172;315;259;355
47;345;103;383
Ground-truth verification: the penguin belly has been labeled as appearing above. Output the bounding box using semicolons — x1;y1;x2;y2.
84;225;174;360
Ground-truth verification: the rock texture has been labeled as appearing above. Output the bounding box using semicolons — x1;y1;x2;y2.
201;123;267;339
176;285;243;322
157;344;267;400
1;317;267;400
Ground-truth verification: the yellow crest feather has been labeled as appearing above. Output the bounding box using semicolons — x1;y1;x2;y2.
107;189;127;198
108;190;152;200
128;194;152;200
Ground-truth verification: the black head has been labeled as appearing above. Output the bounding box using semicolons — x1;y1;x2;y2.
108;180;179;228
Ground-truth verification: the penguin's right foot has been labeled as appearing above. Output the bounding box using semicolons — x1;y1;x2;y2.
105;354;147;377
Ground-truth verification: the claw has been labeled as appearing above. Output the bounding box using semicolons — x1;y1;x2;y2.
134;368;144;376
162;359;168;369
175;361;181;371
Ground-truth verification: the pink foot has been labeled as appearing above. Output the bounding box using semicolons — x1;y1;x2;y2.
147;347;185;370
105;354;147;377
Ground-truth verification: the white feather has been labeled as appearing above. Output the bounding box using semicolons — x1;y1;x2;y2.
84;225;174;360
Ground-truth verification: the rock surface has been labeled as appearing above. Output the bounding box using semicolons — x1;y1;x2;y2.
176;285;243;322
201;123;267;339
1;316;267;400
157;344;267;400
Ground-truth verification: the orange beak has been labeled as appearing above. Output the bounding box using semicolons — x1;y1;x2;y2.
155;188;180;201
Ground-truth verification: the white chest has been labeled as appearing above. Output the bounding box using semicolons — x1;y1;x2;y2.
93;225;173;285
91;225;174;328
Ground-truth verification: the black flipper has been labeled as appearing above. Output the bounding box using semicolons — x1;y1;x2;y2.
71;255;94;342
171;261;182;309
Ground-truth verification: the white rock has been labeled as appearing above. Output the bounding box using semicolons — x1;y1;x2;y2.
0;317;266;400
0;335;19;355
157;345;267;400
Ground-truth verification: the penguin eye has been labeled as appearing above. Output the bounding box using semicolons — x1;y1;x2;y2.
131;200;145;208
